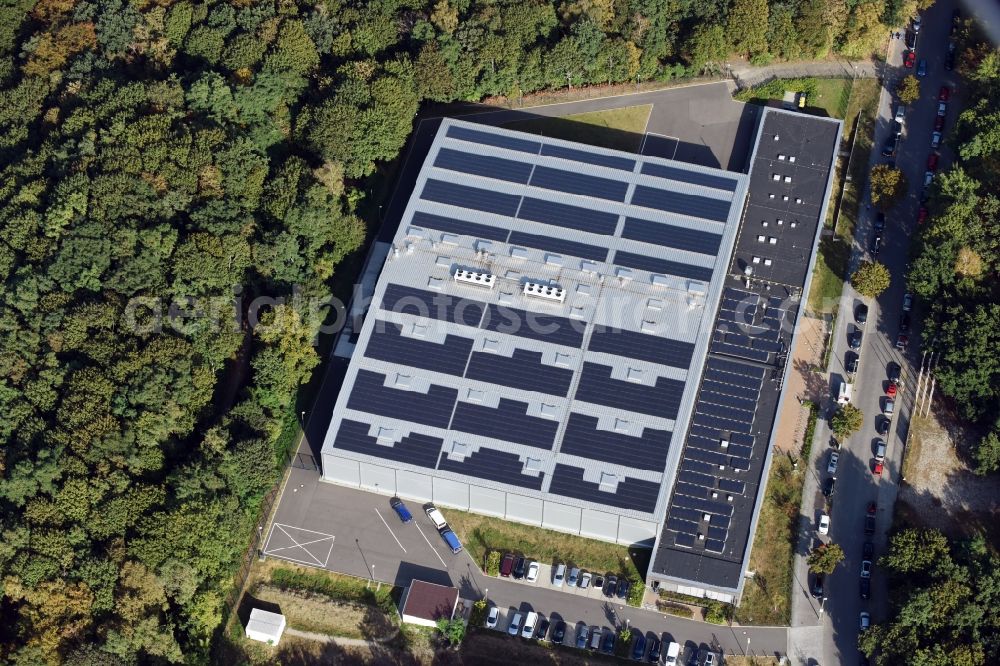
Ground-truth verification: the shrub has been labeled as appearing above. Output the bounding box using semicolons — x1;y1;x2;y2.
656;600;695;618
485;551;501;577
469;598;487;627
704;600;730;624
269;567;395;615
626;574;644;607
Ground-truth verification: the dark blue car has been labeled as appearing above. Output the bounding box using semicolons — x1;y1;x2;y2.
632;633;646;660
390;497;412;523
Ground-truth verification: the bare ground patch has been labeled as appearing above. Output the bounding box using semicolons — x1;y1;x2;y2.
899;411;1000;543
252;583;395;639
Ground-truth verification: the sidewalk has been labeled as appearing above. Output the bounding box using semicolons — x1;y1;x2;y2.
731;58;879;89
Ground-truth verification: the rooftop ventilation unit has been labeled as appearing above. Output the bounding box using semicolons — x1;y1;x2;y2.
523;281;566;303
453;269;496;289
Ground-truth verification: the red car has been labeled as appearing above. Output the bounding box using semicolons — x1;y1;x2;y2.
939;86;951;101
904;50;916;68
867;502;878;516
934;115;945;132
927;153;939;171
886;382;898;398
917;206;928;224
874;461;884;476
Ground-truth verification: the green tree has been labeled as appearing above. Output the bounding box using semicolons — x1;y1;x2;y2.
869;164;908;211
727;0;769;57
685;24;728;72
974;430;1000;475
852;261;891;298
435;617;466;645
807;543;846;574
830;403;864;440
767;4;800;61
897;75;921;105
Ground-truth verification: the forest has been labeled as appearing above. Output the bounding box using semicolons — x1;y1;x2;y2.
0;0;934;663
909;26;1000;474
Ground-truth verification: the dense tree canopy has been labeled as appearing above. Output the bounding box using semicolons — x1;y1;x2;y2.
0;0;917;662
909;24;1000;462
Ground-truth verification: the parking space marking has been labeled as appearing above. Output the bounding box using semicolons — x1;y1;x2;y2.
641;132;680;160
373;507;406;553
263;523;335;568
414;523;448;568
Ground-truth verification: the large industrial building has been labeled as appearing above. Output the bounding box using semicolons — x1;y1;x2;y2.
320;108;841;601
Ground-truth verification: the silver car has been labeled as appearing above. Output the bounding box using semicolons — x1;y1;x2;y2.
931;131;941;148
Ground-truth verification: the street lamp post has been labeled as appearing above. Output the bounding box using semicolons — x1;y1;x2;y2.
484;587;488;601
743;631;749;656
820;596;828;615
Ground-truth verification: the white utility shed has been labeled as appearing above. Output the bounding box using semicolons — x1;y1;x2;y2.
245;608;286;645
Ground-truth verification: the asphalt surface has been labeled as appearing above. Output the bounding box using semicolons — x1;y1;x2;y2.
789;1;961;663
267;466;789;659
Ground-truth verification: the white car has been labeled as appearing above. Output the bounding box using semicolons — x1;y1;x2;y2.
860;611;871;630
579;571;591;589
931;131;942;148
486;606;499;629
828;451;840;474
525;561;539;582
521;611;538;638
818;513;831;535
937;101;948;117
924;171;934;187
861;560;873;578
507;612;523;636
552;563;565;587
895;106;905;123
903;293;913;311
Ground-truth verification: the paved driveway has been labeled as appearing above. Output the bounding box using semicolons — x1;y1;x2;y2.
788;1;961;663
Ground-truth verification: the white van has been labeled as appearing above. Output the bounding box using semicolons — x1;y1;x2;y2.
521;611;538;638
553;563;566;587
664;641;681;664
424;505;448;531
837;380;853;405
507;612;522;636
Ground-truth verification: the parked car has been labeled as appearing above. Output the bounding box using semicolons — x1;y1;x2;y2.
632;634;647;660
847;353;860;375
874;212;885;232
865;514;877;534
828;451;840;474
903;293;913;311
945;50;955;71
888;362;901;383
856;303;869;324
521;611;538;638
617;577;629;599
883;398;896;416
589;626;602;650
900;312;911;333
500;553;515;577
874;460;884;476
818;513;831;535
579;571;591;589
486;606;499;628
861;559;873;578
871;233;882;257
918;205;929;223
939;86;951;102
860;577;871;600
896;332;908;350
850;328;863;350
934;114;945;132
860;612;871;631
886;381;898;398
567;567;580;587
917;59;928;76
552;620;566;643
823;476;837;498
927;153;939;171
877;418;890;436
904;48;916;65
664;640;681;664
425;505;448;531
924;171;934;187
390;497;413;523
699;648;718;665
593;574;604;590
602;629;617;654
604;574;617;597
931;131;941;149
576;624;589;648
863;541;874;559
912;15;921;33
526;561;539;582
535;616;550;640
513;556;526;579
875;438;887;462
553;563;566;587
647;636;661;663
881;134;898;157
440;528;463;553
811;573;825;598
508;612;523;636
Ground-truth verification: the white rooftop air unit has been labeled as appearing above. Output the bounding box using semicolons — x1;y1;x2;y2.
453;269;496;289
523;281;566;303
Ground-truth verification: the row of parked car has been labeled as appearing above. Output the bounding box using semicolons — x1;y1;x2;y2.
486;606;701;664
496;551;634;598
388;498;466;554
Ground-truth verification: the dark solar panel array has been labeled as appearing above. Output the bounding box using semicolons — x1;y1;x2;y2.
364;323;473;377
588;328;694;369
540;143;636;171
381;284;486;328
507;230;609;262
621;217;722;255
480;304;584;348
710;288;788;364
560;413;671;471
663;357;765;551
446;124;542;154
614;251;715;282
574;362;684;420
333;419;442;469
437;448;544;490
517;197;618;235
434;148;533;184
631;185;732;223
465;349;574;396
450;398;559;449
410;211;509;242
348;370;457;429
529;165;629;202
421;179;521;217
640;163;739;192
548;464;660;513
